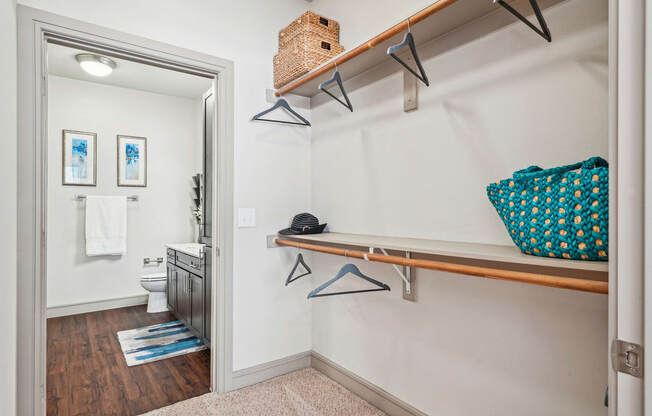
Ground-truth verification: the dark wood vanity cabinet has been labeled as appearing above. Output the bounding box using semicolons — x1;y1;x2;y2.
166;248;210;345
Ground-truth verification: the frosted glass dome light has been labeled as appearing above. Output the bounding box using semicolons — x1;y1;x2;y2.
75;54;117;77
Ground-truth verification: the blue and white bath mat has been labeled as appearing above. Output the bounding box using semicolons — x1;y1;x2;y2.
117;321;207;366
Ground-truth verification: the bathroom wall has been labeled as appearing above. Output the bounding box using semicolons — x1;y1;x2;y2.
0;0;17;413
47;75;201;309
308;0;608;415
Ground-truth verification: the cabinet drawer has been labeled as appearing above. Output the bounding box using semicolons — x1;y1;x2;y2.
167;248;176;264
176;252;203;277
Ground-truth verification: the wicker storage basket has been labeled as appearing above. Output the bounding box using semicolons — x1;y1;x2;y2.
279;11;339;49
273;34;344;89
486;157;609;261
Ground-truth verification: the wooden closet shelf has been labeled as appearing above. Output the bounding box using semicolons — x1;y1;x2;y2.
274;233;608;295
275;0;564;98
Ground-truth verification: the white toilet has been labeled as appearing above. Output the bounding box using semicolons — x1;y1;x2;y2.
140;272;168;313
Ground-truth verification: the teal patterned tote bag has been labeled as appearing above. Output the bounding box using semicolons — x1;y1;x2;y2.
487;157;608;261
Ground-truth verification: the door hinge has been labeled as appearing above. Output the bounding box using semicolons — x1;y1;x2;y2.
611;339;643;378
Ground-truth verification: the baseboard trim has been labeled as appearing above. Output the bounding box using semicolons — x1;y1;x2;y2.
47;294;149;318
230;350;312;390
230;350;426;415
311;351;428;416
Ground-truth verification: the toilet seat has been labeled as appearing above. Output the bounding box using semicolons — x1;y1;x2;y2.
141;272;167;282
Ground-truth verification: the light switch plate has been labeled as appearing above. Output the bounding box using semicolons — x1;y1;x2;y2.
238;208;256;227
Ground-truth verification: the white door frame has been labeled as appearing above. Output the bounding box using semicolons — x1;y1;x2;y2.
645;0;652;413
609;0;646;414
16;6;235;415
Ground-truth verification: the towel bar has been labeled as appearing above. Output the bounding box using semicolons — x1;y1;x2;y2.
75;194;139;201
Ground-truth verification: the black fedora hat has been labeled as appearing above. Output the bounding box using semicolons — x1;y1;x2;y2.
279;213;327;235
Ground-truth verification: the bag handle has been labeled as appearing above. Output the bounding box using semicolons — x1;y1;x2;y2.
512;157;607;182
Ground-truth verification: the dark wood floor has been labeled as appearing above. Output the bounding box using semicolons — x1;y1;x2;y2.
47;305;210;416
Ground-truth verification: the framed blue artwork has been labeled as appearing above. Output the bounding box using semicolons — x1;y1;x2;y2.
117;135;148;187
62;130;97;186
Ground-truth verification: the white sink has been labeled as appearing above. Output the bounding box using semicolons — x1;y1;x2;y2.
166;243;206;258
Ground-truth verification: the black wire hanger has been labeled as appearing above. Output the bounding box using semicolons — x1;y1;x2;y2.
318;64;353;112
251;93;311;126
307;263;390;299
495;0;551;42
387;18;429;87
286;252;312;286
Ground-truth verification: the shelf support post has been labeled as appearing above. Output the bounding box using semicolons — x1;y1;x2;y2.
403;251;416;301
404;65;418;112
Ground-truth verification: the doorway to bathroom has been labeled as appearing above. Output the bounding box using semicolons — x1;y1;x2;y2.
43;41;218;414
14;7;236;412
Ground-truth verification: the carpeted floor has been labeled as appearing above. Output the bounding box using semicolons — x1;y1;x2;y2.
141;368;385;415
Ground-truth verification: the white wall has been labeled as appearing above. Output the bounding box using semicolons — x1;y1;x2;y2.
313;0;436;50
19;0;313;371
308;0;608;415
47;76;200;307
0;0;17;413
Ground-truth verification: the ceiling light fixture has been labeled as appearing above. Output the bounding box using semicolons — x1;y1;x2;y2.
75;53;117;77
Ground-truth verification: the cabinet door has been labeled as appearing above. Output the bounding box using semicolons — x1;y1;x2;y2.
190;273;204;337
175;267;184;320
166;263;176;312
171;266;177;311
176;268;191;325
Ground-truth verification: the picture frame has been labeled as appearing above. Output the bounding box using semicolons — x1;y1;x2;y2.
62;129;97;186
117;135;148;187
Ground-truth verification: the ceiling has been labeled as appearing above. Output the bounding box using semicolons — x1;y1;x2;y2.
47;43;212;99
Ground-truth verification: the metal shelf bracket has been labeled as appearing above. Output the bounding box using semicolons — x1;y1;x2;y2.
370;247;416;301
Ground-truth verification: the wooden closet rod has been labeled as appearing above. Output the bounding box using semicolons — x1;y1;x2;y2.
275;0;460;97
275;238;608;295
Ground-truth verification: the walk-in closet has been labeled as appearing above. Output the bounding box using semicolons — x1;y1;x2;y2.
259;0;623;414
10;0;647;415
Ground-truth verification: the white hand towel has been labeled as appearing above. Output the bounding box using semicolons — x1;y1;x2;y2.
85;196;127;256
